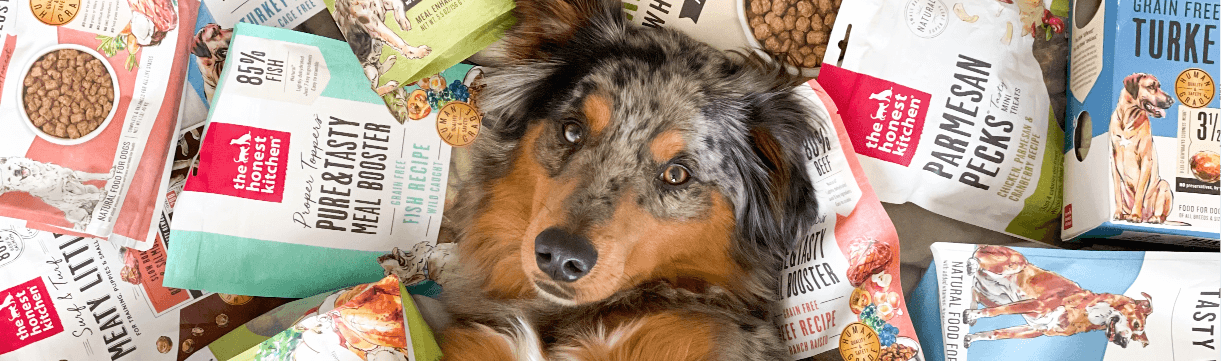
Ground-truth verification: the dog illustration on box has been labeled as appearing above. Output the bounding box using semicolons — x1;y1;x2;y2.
962;245;1153;348
0;157;113;230
1110;73;1180;224
333;0;432;96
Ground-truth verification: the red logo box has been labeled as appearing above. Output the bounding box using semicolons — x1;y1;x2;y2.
0;277;63;355
819;65;931;167
185;123;291;203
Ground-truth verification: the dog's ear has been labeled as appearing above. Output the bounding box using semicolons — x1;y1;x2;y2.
1137;292;1153;314
482;0;619;63
1123;73;1147;97
738;90;822;256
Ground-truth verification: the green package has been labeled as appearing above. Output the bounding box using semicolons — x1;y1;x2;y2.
324;0;513;123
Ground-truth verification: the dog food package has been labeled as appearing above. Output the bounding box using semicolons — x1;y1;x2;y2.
166;23;469;298
180;0;341;131
909;242;1220;361
619;0;841;76
0;217;297;361
819;0;1071;243
0;0;200;250
1061;0;1220;247
322;0;512;124
226;276;442;361
774;80;922;361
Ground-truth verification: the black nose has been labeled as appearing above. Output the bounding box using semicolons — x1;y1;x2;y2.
534;228;597;282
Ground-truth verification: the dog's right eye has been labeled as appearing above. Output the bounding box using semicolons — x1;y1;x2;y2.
562;121;584;145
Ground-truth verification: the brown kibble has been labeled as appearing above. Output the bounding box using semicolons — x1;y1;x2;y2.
807;30;829;46
777;30;791;43
796;17;811;31
794;32;809;46
764;37;781;52
751;0;771;15
753;24;772;39
22;48;114;139
825;13;836;29
810;15;823;30
771;0;789;15
750;15;764;29
815;0;832;12
797;1;814;17
814;44;828;58
783;13;797;29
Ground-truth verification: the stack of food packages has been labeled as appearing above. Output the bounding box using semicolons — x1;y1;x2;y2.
2;0;1217;360
1;0;508;357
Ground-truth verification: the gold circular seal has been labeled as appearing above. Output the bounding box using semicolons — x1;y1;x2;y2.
839;322;881;361
30;0;80;25
437;101;481;147
1175;68;1215;108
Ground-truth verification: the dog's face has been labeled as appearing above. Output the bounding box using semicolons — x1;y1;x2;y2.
461;0;820;305
1124;73;1174;119
1093;292;1153;348
0;157;38;192
192;24;233;88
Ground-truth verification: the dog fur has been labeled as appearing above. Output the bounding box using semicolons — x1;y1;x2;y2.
1110;73;1175;224
0;157;112;230
962;245;1152;348
437;0;824;359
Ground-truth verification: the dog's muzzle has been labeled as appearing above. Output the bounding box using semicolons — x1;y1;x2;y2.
534;227;597;282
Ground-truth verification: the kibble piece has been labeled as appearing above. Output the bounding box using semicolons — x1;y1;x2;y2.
753;24;772;39
797;1;814;17
825;13;836;30
796;16;811;31
771;0;789;15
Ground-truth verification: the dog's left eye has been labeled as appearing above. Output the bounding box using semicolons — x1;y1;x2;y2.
659;164;691;186
562;121;585;145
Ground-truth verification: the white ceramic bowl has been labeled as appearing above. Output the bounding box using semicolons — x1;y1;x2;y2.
734;0;822;78
893;336;924;361
17;44;120;146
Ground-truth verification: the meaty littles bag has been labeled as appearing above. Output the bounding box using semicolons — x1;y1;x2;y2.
777;80;921;361
0;218;295;361
0;0;199;250
820;0;1068;242
911;242;1220;361
166;23;467;298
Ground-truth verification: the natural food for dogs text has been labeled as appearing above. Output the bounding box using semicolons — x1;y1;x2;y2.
745;0;841;68
22;49;115;140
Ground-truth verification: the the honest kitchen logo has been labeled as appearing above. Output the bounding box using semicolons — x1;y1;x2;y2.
186;123;291;202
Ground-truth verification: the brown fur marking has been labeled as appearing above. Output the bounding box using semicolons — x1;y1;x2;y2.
560;312;718;361
440;326;517;361
649;130;685;163
584;94;613;137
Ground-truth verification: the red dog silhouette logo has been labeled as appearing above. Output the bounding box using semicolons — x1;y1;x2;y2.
186;123;291;203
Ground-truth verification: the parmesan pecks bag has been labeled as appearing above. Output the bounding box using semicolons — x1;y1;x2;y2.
777;80;921;361
819;0;1069;242
911;242;1220;361
166;23;470;298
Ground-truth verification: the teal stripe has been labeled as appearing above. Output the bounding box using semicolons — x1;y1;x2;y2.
233;23;384;105
164;229;386;298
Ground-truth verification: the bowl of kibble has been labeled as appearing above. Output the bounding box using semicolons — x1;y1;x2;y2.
736;0;842;77
17;44;119;146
